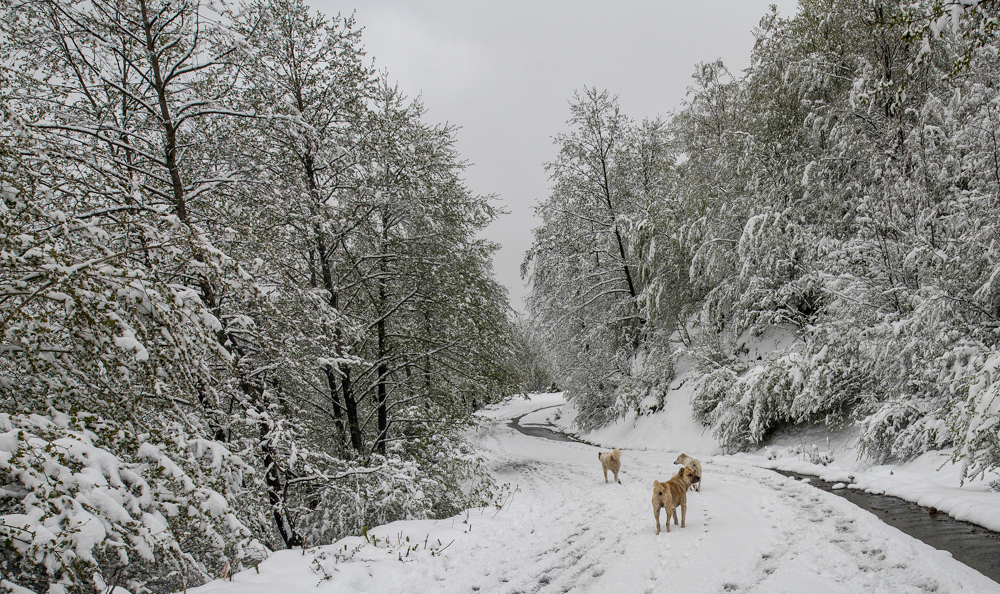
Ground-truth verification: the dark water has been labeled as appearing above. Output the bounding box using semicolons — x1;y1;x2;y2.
775;470;1000;584
506;406;583;443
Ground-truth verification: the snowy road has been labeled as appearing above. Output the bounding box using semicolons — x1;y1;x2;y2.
467;413;998;593
190;398;1000;594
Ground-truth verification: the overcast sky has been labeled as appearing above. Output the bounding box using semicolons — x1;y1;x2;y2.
311;0;801;312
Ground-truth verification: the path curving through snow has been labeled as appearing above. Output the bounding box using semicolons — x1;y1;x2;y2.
188;396;1000;594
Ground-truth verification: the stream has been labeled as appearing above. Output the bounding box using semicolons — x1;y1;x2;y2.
506;406;581;443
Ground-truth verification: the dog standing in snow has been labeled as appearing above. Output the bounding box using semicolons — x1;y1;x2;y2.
673;453;702;492
652;467;699;534
598;449;621;484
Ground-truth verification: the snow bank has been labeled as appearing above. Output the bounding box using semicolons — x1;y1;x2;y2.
745;445;1000;533
186;514;504;594
549;363;722;456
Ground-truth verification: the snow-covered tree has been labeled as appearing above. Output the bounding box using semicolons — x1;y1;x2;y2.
526;89;678;427
526;0;1000;478
1;0;523;589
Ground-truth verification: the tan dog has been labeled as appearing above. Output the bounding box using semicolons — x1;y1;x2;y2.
598;449;621;484
652;467;699;534
673;453;702;492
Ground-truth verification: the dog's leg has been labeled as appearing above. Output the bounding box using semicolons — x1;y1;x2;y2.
654;505;661;535
603;467;608;483
671;507;678;525
614;470;620;484
680;501;686;528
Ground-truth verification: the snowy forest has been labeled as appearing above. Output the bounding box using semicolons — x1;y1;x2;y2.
0;0;530;591
6;0;1000;592
527;0;1000;484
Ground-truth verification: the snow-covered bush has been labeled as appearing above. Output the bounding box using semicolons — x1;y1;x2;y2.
858;399;952;464
613;332;676;417
943;351;1000;483
0;411;260;594
0;66;270;594
291;433;495;546
707;355;798;450
690;332;874;451
691;367;737;425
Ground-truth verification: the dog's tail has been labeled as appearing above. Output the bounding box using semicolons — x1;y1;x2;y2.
611;448;620;461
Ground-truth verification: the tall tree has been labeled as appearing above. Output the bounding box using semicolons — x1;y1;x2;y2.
526;88;674;428
0;1;262;589
351;80;516;455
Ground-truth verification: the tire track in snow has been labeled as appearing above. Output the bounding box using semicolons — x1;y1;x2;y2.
476;425;626;593
500;466;624;592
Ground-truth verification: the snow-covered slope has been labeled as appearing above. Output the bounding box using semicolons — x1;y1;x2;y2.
187;395;1000;594
548;358;722;457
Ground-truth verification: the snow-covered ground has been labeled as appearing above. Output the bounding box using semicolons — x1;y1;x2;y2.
545;379;1000;535
189;393;1000;594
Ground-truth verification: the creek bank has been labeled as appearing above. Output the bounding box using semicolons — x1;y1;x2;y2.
506;406;587;444
775;469;1000;585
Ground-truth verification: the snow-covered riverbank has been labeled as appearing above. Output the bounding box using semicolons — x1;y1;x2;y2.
188;394;1000;593
510;391;1000;589
542;368;1000;536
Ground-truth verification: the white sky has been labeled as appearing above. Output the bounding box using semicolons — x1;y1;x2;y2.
311;0;801;312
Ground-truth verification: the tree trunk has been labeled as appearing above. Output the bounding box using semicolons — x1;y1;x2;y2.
140;0;188;223
324;366;349;453
256;391;302;548
341;367;364;450
375;272;389;456
302;149;364;453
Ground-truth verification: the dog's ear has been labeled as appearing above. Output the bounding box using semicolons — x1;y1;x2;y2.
653;480;659;487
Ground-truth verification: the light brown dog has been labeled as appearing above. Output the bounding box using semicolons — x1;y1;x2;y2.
652;467;699;534
673;453;702;492
598;449;621;484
